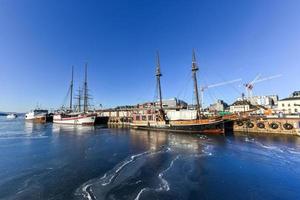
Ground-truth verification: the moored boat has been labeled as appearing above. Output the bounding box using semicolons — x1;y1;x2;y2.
6;113;17;119
131;50;227;134
131;110;225;134
53;64;96;126
53;113;96;125
25;109;52;123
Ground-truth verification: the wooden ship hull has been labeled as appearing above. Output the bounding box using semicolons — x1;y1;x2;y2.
131;119;229;134
170;119;226;134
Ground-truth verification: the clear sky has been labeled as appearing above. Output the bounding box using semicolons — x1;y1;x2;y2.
1;0;300;112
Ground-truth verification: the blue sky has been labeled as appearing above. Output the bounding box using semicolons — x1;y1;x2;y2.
0;0;300;112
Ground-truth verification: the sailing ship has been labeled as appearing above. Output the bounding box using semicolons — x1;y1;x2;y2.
131;50;226;134
53;65;96;125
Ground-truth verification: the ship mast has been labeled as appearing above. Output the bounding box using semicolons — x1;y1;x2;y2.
69;66;74;110
156;51;163;110
83;63;88;113
192;49;201;118
77;87;82;112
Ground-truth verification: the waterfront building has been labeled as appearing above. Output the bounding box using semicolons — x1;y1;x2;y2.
230;99;269;114
137;98;188;110
208;100;228;112
277;91;300;114
237;95;278;108
249;95;278;108
159;98;188;109
229;100;253;113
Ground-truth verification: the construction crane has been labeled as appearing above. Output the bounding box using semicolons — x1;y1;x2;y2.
200;78;242;108
244;74;281;99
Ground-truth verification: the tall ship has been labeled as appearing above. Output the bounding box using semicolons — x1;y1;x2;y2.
131;50;227;134
53;65;96;125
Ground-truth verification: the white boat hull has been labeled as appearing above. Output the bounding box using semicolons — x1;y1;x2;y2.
25;110;48;122
53;114;96;125
7;114;17;119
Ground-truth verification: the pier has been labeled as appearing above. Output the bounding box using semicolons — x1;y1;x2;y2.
96;108;133;127
233;116;300;136
94;107;300;136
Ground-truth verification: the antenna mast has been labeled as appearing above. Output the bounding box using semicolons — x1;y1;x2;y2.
156;51;163;110
69;66;74;110
192;49;201;118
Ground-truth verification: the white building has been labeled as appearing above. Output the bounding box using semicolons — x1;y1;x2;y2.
277;91;300;114
237;95;278;108
229;100;252;113
251;95;278;107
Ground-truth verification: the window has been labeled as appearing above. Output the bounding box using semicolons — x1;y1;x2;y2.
288;103;291;107
295;109;298;113
282;103;284;107
142;116;146;121
135;116;140;121
148;115;153;121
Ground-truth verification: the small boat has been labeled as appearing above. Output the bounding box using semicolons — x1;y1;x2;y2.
25;109;49;123
53;65;96;126
6;113;17;119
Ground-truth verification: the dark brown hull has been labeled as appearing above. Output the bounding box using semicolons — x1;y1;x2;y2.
131;120;231;134
95;116;109;125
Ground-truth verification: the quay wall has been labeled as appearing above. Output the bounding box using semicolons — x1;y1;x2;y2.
234;118;300;136
96;109;300;136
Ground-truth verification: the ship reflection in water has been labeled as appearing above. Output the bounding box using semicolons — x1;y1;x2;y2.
0;118;300;200
52;123;96;135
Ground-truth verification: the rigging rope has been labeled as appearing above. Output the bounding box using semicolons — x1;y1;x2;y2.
61;86;71;109
176;70;192;100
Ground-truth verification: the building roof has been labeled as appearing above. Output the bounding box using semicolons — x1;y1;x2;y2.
231;100;252;106
279;97;300;101
230;100;267;110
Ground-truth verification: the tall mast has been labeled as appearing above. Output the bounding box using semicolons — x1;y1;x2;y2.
69;66;74;110
78;87;82;112
192;49;201;118
156;51;163;110
83;63;88;113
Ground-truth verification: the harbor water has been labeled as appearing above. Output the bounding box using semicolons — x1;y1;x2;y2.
0;116;300;200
